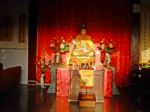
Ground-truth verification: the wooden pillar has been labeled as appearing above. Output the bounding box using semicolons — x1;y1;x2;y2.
28;0;38;84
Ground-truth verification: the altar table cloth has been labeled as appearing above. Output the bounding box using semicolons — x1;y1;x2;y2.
56;67;112;97
56;67;70;96
104;69;112;97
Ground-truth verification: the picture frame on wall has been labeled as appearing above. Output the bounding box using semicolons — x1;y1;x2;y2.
0;15;14;42
0;13;27;49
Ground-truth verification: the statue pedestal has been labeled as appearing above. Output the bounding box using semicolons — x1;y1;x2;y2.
47;66;56;93
79;92;96;107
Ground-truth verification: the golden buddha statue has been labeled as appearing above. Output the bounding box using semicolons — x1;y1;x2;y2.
70;25;95;66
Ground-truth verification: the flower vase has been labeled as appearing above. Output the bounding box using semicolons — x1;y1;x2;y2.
105;52;111;65
55;52;61;64
40;74;45;88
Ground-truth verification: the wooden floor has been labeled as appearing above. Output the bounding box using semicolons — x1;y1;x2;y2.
0;85;150;112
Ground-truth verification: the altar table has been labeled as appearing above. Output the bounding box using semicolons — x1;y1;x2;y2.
56;67;112;97
69;70;104;102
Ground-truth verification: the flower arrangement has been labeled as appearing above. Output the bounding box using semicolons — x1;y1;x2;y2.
60;37;69;52
50;37;69;53
98;39;114;54
50;41;58;52
97;39;115;65
37;57;51;74
49;37;69;64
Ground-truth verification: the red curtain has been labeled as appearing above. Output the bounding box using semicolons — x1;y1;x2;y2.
37;0;131;87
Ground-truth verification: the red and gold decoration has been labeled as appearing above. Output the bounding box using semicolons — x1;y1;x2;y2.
80;70;94;88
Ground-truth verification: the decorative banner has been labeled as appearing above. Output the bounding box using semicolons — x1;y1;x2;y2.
140;3;150;63
79;70;94;87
